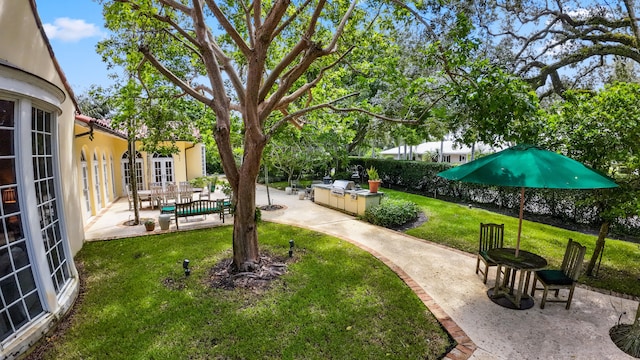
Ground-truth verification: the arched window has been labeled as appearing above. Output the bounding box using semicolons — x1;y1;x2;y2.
152;153;174;186
121;151;144;194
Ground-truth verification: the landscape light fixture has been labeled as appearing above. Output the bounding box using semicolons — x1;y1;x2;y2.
289;239;295;257
183;259;190;276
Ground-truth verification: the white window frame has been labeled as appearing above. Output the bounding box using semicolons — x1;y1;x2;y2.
92;152;101;211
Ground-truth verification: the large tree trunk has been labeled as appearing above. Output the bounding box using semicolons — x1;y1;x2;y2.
232;173;260;272
228;119;267;272
586;221;610;276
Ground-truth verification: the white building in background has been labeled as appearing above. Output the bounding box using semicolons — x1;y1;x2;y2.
380;140;504;163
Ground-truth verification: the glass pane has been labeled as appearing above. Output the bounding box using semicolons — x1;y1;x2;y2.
0;247;10;277
17;268;36;293
11;243;29;270
55;271;63;288
0;311;11;341
44;112;51;132
38;134;45;155
6;215;22;243
38;157;46;177
32;158;38;179
50;245;60;268
25;292;43;318
8;302;27;329
38;205;45;228
44;136;51;156
47;157;53;176
39;181;47;202
0;100;14;128
0;129;14;156
0;159;16;185
36;109;44;131
0;220;6;247
1;276;20;304
2;187;19;215
53;222;61;241
51;273;59;293
61;261;69;279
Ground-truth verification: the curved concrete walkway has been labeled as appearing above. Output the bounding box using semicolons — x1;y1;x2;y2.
256;186;638;360
85;186;639;359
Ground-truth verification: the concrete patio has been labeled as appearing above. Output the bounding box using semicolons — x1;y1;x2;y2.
83;185;640;359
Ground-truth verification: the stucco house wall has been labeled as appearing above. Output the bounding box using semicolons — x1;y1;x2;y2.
0;1;81;358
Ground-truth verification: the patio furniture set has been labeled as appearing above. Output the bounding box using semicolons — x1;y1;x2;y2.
438;144;616;311
476;222;586;310
127;182;232;230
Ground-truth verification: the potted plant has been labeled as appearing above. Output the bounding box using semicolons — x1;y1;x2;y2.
367;166;381;193
144;219;155;231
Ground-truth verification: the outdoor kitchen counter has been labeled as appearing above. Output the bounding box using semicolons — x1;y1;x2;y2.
312;183;383;216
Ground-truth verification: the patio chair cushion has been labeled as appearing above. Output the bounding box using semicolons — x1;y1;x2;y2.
177;207;220;217
535;269;573;285
479;250;496;264
161;205;176;214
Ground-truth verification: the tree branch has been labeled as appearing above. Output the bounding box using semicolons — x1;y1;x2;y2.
273;0;313;40
325;0;357;52
204;0;251;56
158;0;192;14
191;0;232;112
266;93;359;137
138;44;211;105
240;1;256;47
275;47;354;110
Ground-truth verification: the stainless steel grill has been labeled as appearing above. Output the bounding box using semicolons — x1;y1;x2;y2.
331;180;356;196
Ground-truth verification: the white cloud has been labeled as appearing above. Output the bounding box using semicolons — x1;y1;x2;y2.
43;18;103;42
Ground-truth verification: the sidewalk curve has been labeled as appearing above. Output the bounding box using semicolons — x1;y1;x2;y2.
257;185;638;360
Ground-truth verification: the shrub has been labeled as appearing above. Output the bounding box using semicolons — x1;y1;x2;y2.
362;198;420;228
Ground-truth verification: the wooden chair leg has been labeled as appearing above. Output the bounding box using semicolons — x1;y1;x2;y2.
566;286;576;310
483;264;489;284
531;277;538;297
475;258;480;274
540;287;549;309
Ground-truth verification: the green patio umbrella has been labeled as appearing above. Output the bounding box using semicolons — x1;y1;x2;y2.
437;144;618;256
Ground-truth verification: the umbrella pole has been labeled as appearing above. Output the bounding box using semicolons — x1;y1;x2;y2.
516;187;525;257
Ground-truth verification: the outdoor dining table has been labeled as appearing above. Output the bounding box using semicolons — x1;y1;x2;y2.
486;248;547;310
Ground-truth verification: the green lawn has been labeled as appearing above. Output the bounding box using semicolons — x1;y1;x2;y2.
40;223;451;359
383;189;640;297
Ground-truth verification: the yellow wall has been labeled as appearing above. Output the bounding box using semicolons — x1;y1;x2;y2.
73;130;205;221
74;124;128;218
0;0;84;255
186;143;205;180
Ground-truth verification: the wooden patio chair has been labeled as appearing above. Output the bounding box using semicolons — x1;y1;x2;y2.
126;184;142;211
476;223;504;284
179;182;194;203
164;183;179;204
531;238;586;309
199;184;210;200
150;184;164;209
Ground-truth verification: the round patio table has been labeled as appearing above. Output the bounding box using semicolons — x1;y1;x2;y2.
486;248;547;310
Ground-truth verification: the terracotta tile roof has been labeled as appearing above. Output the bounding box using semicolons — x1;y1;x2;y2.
75;114;127;139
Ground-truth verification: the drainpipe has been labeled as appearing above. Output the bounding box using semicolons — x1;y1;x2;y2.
184;143;196;179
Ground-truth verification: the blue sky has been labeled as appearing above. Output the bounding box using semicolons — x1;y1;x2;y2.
36;0;115;94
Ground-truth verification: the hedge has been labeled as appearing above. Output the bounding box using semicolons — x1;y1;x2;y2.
348;157;639;239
